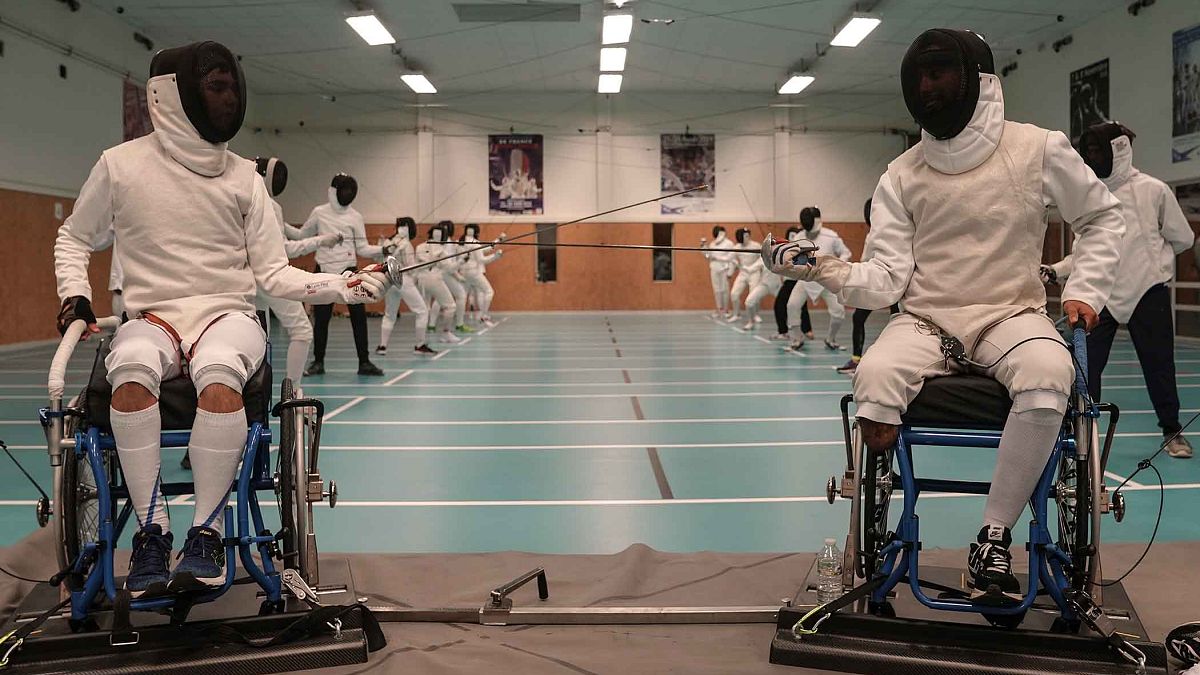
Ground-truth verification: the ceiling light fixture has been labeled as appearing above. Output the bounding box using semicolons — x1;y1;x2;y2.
602;13;633;45
598;73;623;93
600;47;627;72
401;73;437;94
777;74;815;95
830;13;880;47
346;11;396;46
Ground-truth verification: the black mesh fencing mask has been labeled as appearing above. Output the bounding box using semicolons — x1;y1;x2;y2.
254;157;288;197
438;220;456;239
396;217;416;239
799;206;821;232
1077;121;1135;179
900;29;994;140
331;173;358;206
150;41;246;144
735;228;751;245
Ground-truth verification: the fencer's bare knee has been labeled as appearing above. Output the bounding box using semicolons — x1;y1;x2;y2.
198;384;243;413
860;419;899;453
112;382;157;413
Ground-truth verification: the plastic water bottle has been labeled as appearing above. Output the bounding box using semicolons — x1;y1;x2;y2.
816;538;843;604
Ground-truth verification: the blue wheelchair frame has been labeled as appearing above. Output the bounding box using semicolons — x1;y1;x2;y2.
864;326;1101;625
39;365;288;625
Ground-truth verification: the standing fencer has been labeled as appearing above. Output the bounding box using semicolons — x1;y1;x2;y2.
726;228;763;323
1045;122;1195;458
376;217;437;355
702;226;736;318
430;221;471;333
296;173;385;376
769;227;804;341
253;156;341;383
837;198;900;374
788;207;850;351
742;260;783;330
459;223;503;328
767;29;1122;597
54;41;388;595
416;224;460;344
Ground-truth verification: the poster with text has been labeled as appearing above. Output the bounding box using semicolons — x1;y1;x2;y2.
122;79;152;141
1070;59;1109;144
1174;23;1200;164
489;134;544;215
660;134;715;215
1177;181;1200;220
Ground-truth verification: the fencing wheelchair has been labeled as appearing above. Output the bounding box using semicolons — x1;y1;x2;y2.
38;316;337;629
814;324;1144;665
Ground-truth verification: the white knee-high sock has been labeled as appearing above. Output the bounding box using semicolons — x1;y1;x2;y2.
380;313;396;348
827;317;844;344
286;339;310;384
188;408;248;534
984;407;1063;530
110;405;168;532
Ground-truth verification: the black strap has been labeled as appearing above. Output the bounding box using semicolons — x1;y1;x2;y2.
109;589;139;646
201;603;386;653
9;597;70;643
796;575;888;632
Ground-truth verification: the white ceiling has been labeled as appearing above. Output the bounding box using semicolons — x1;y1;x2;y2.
95;0;1125;101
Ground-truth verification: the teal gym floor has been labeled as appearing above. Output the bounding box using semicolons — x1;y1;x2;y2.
1;311;1197;555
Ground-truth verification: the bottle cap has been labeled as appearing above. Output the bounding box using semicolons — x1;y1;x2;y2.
824;538;836;545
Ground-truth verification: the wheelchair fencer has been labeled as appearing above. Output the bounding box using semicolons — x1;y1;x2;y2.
39;316;337;629
811;322;1141;663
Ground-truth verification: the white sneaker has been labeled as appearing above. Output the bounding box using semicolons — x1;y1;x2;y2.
709;312;722;319
741;321;754;331
771;333;790;341
725;314;740;323
439;331;462;344
754;315;763;323
481;317;498;328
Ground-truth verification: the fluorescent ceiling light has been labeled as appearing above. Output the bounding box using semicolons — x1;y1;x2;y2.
598;73;623;93
830;14;880;47
778;74;814;94
401;73;438;94
602;13;633;45
600;47;627;72
346;12;396;46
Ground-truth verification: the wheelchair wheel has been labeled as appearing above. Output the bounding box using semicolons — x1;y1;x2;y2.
1054;417;1096;592
59;415;110;570
276;379;302;572
860;445;894;579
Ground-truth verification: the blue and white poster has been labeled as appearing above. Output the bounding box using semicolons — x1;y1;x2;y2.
1173;23;1200;164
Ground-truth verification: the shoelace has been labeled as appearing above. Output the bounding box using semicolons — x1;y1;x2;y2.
971;542;1012;574
131;532;171;573
178;531;220;562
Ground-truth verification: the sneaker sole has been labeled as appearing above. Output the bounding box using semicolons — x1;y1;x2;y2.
126;580;170;599
168;571;223;593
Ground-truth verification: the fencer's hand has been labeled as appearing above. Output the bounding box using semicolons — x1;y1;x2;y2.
316;233;341;248
57;296;99;340
339;266;388;304
1063;300;1098;332
1038;264;1057;285
381;243;396;256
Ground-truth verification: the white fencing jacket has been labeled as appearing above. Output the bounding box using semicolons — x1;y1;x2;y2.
1051;167;1193;323
841;74;1124;344
296;192;381;271
55;72;353;347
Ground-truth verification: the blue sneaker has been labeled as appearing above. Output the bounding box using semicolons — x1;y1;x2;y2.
169;526;225;592
126;524;172;598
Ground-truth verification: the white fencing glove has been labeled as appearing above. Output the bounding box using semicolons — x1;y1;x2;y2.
338;265;388;304
760;234;849;291
1038;264;1057;285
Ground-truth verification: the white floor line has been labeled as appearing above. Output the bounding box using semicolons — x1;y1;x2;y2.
430;349;451;361
1104;471;1144;488
323;396;365;421
383;369;414;385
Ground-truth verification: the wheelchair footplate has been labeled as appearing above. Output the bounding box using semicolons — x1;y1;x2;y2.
0;559;368;675
769;565;1167;675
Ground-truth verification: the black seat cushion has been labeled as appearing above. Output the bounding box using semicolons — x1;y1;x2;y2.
81;340;271;433
901;375;1012;430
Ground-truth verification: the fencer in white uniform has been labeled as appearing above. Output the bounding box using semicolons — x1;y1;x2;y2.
766;29;1123;596
786;207;851;350
415;225;460;344
434;221;471;333
252;156;341;383
702;226;736;318
1046;122;1195;458
295;173;385;376
376;217;436;355
459;223;503;327
726;228;763;323
54;41;388;596
741;265;783;331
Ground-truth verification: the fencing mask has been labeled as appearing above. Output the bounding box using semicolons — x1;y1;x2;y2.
464;224;481;240
330;173;358;207
712;226;726;239
735;228;751;245
799;207;822;234
428;225;444;243
396;216;416;240
785;226;803;242
1078;121;1135;180
438;220;456;240
254;157;288;197
149;41;246;144
900;29;994;140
